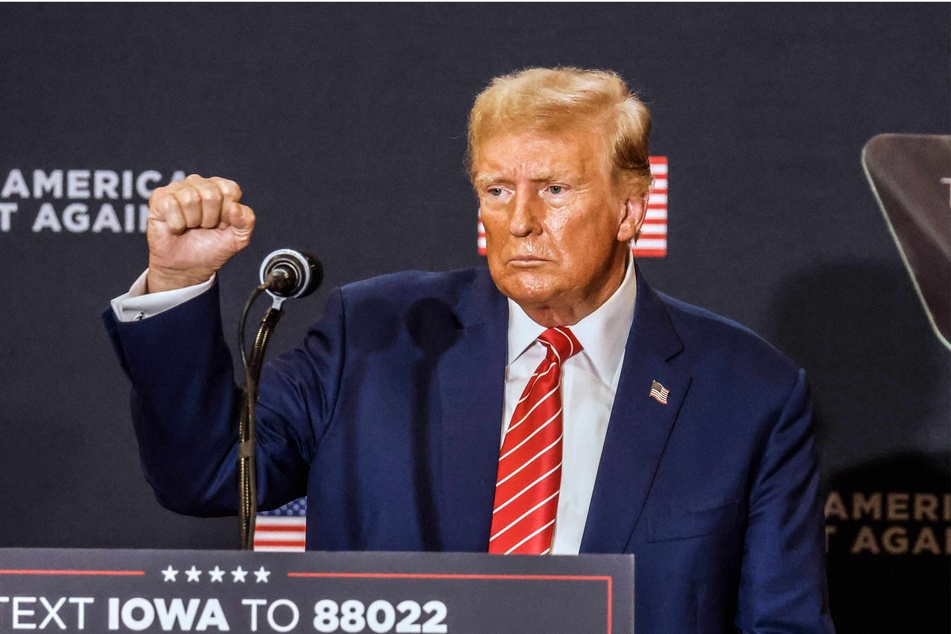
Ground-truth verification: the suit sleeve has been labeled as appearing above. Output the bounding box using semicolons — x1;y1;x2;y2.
736;368;836;633
102;281;346;516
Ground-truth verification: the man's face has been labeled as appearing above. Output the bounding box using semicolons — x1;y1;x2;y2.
472;126;646;325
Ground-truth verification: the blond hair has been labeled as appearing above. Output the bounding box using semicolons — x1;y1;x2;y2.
467;67;652;193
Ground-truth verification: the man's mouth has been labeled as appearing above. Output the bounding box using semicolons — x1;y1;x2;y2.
508;255;548;266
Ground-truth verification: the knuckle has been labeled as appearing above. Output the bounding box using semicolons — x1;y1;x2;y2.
219;179;241;199
149;186;167;203
200;188;221;205
159;196;178;214
177;188;200;205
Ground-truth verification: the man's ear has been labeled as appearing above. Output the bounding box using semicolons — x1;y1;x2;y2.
617;190;649;242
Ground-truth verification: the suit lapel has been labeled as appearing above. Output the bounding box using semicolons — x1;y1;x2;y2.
437;269;508;551
581;270;691;553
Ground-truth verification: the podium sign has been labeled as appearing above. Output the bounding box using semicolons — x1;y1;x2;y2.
0;549;633;633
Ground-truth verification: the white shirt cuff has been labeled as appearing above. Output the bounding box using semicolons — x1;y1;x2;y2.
110;270;215;322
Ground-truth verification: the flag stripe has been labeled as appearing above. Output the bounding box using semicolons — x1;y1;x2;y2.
254;540;307;548
254;499;307;552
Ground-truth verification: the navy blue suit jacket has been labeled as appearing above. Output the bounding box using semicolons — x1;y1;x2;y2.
104;266;834;633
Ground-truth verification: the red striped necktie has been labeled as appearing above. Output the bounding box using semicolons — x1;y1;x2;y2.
488;326;583;555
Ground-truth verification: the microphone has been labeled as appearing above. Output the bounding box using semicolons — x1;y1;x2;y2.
259;249;324;300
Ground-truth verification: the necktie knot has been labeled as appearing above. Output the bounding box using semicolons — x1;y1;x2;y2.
538;327;582;363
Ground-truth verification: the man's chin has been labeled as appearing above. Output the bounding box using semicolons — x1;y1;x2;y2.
491;274;558;307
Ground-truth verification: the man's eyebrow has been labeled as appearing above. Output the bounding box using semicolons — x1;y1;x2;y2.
473;171;568;187
473;173;508;187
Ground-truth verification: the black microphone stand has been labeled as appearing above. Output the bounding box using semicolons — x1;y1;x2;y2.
236;249;323;551
237;287;286;551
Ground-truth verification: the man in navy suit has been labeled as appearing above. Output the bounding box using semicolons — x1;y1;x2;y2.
105;68;834;632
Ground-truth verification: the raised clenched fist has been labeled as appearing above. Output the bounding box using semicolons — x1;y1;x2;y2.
146;174;255;293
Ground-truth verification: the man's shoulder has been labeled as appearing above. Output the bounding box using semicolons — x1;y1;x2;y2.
656;290;800;386
326;267;501;348
340;267;493;302
334;267;503;329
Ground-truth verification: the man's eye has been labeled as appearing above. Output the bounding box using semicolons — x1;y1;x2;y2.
548;185;564;194
487;187;504;196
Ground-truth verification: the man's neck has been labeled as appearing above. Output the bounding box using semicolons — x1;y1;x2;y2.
506;255;638;382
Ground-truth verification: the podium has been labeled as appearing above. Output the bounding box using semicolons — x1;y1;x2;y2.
0;549;633;633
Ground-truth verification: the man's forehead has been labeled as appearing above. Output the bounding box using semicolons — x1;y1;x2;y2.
472;129;608;183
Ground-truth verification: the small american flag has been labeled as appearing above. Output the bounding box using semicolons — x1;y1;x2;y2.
649;380;670;405
477;155;668;258
254;498;307;552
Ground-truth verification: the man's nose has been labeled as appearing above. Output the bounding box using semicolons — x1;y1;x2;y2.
509;190;543;237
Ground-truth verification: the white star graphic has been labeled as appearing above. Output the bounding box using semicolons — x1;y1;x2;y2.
231;566;248;583
208;566;225;582
253;566;271;583
185;566;202;582
161;566;179;582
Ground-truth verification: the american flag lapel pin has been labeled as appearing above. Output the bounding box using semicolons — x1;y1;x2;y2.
649;380;670;405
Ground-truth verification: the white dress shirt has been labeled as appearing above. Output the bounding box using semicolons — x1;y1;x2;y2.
112;260;638;555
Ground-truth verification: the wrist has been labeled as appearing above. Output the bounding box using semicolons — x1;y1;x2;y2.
146;266;215;293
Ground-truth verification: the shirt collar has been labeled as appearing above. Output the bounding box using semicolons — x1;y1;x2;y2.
506;256;638;385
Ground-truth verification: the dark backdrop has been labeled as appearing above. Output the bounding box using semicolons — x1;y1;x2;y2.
0;4;947;631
